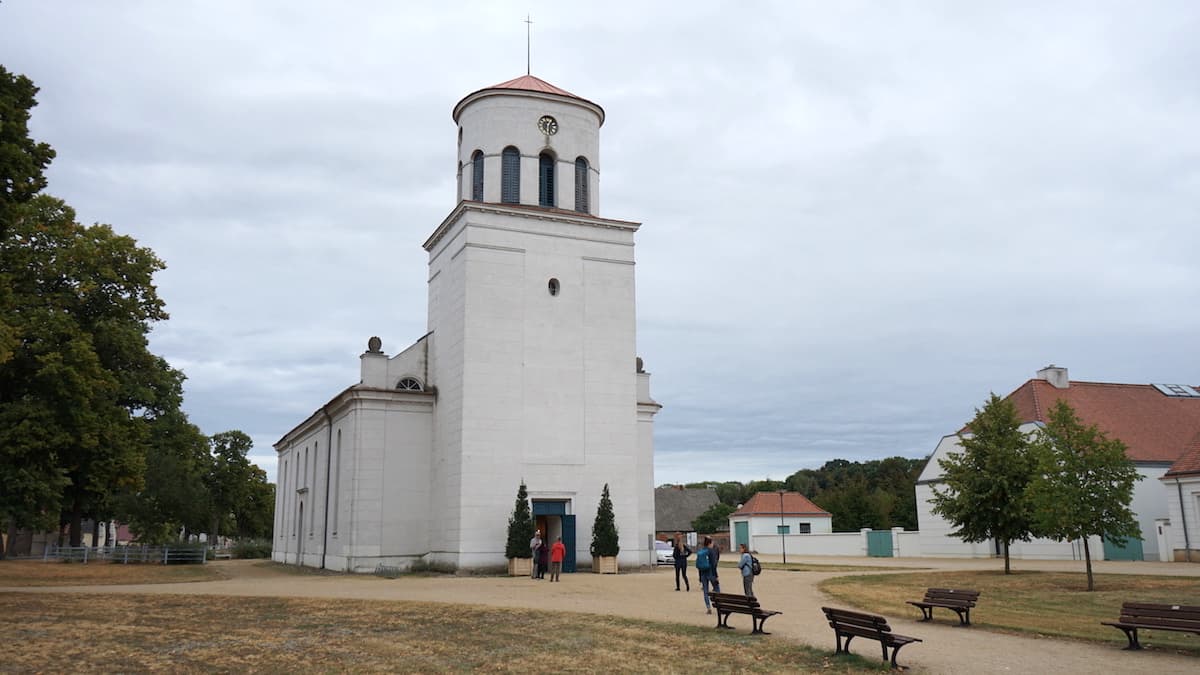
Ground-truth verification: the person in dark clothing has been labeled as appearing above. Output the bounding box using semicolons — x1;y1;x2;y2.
672;532;692;591
709;540;722;593
536;539;549;579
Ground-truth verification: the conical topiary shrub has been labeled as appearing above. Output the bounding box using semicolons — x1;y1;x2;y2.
505;481;534;559
590;483;619;558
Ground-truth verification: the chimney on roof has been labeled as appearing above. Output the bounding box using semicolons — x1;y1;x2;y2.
1037;365;1069;389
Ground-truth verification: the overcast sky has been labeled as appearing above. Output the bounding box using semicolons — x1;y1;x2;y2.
4;1;1198;485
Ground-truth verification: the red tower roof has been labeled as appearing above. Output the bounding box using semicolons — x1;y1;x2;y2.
453;74;604;124
487;74;582;99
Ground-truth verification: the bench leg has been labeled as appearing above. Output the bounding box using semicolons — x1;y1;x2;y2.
890;643;912;669
751;616;771;635
917;606;933;622
833;632;854;655
955;607;970;626
1116;627;1142;650
715;611;734;630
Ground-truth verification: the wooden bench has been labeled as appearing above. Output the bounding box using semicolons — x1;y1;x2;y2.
906;588;980;626
709;592;781;634
822;606;922;669
1101;601;1200;650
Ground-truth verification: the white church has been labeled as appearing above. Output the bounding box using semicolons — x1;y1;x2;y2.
271;74;661;573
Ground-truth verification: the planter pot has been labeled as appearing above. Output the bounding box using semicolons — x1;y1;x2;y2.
592;555;618;574
508;557;533;577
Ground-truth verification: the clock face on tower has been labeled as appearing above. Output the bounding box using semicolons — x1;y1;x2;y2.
537;115;559;135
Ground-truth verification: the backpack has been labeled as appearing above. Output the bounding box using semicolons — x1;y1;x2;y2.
750;556;762;576
695;546;711;571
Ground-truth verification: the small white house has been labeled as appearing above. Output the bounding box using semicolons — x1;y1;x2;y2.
728;491;832;552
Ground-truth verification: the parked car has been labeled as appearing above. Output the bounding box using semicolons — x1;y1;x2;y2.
654;540;674;565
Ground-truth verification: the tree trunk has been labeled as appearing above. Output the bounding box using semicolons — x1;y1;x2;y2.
0;520;7;560
91;519;101;548
106;521;114;547
68;500;83;547
1083;538;1094;591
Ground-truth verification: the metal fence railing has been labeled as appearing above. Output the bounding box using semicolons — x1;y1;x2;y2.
42;544;207;565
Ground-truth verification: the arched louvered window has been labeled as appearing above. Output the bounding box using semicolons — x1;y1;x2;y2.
396;377;423;391
471;150;484;201
501;146;520;204
539;152;556;207
575;157;590;214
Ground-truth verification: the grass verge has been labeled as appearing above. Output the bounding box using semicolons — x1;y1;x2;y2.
820;570;1200;653
2;592;889;673
0;559;224;586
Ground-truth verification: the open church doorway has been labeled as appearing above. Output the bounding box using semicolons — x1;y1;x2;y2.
533;500;576;573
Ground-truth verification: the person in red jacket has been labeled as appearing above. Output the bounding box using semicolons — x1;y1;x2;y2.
549;537;566;582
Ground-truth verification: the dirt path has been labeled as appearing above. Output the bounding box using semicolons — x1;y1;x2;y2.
6;556;1198;674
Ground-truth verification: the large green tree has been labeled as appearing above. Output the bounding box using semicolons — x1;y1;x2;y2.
113;410;211;544
1027;401;1141;591
204;431;258;541
1;195;174;546
0;66;178;550
235;466;275;540
930;393;1036;573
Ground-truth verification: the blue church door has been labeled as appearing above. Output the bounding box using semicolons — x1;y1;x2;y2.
533;500;575;573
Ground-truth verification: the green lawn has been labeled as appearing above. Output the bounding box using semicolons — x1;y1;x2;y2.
820;570;1200;653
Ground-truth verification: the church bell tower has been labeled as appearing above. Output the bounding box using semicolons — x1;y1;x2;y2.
422;75;658;570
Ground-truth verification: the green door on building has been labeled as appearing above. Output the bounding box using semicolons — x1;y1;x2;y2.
734;522;749;551
866;530;894;557
1102;536;1144;561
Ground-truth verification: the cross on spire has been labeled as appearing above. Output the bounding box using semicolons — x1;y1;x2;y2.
525;14;533;75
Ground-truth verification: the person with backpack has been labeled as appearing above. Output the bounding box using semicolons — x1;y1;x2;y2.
695;536;718;614
671;532;692;591
737;543;755;597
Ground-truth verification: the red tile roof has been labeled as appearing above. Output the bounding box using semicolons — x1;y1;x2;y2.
732;492;831;518
1001;379;1200;463
1164;433;1200;477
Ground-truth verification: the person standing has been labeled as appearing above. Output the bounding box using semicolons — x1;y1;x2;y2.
536;538;549;579
695;536;717;614
549;537;566;582
529;529;542;579
672;532;691;591
737;543;754;597
709;540;722;593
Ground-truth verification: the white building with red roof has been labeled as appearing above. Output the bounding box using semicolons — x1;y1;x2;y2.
917;366;1200;561
1161;437;1200;562
727;491;833;552
272;74;660;573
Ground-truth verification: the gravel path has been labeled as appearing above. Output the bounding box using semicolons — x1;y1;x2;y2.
6;556;1198;673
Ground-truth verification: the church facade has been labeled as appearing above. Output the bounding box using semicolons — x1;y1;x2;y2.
271;75;661;573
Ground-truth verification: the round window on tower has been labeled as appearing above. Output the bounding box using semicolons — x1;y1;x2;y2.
548;278;560;296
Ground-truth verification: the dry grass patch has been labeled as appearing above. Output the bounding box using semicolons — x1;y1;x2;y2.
3;592;889;673
0;559;224;586
820;570;1200;653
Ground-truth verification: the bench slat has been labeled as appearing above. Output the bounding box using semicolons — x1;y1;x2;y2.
1119;609;1200;621
1122;602;1200;613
